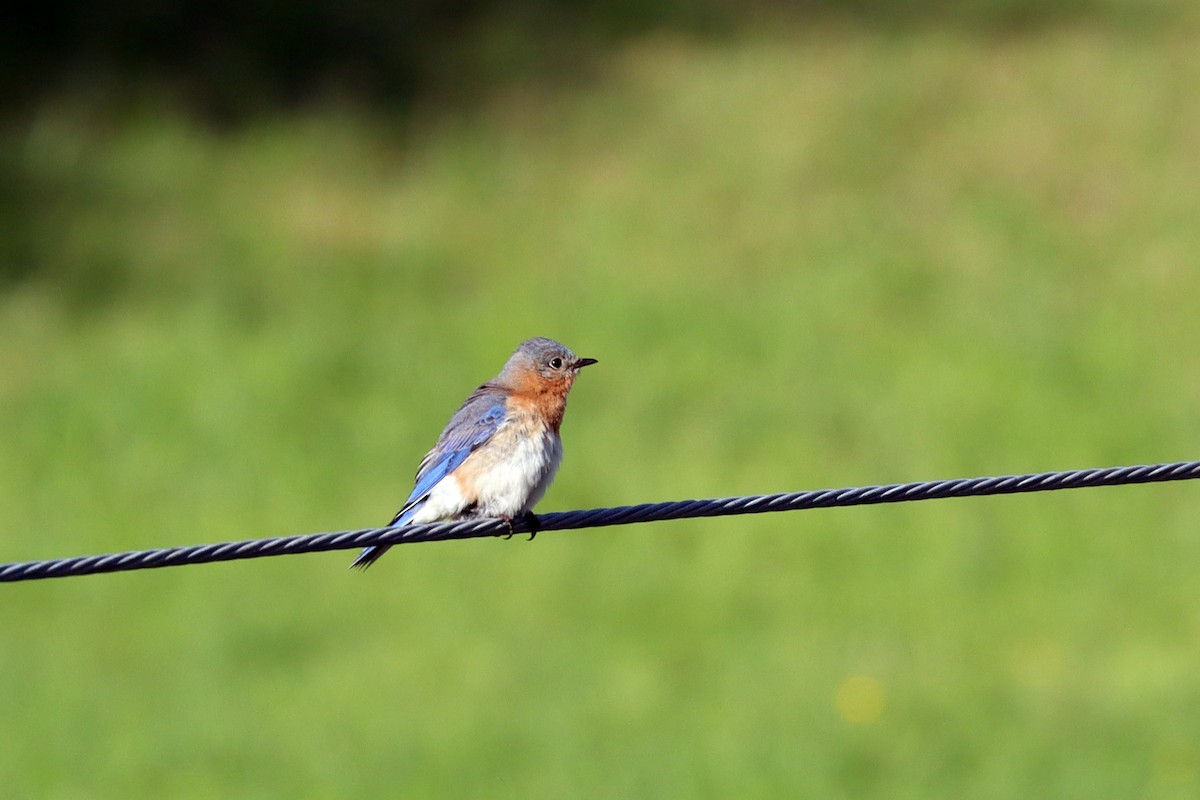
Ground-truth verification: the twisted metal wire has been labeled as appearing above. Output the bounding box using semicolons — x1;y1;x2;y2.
3;459;1198;583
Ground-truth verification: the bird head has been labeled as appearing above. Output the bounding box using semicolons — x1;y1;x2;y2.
499;337;597;392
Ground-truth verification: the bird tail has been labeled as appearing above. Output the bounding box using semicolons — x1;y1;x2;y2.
349;544;390;570
349;504;420;570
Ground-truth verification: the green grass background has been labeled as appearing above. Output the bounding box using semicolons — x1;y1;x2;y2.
4;10;1200;798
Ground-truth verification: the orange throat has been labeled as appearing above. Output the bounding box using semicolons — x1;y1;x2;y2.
509;376;573;433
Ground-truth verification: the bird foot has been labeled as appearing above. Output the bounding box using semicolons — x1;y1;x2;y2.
522;512;540;541
500;512;541;541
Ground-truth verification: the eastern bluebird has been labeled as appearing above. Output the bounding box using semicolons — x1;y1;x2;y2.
351;337;597;569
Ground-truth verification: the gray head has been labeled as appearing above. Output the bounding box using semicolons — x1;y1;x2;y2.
497;337;598;388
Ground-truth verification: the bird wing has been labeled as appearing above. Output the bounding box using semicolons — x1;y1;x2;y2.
387;386;509;526
353;387;509;569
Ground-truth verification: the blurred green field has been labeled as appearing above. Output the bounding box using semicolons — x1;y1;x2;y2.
4;14;1200;799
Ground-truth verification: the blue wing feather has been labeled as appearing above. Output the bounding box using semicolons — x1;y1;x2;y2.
350;388;509;570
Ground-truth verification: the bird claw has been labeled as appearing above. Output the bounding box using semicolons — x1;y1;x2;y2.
500;512;541;541
522;512;541;541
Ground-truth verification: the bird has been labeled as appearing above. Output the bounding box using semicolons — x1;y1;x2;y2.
351;337;597;569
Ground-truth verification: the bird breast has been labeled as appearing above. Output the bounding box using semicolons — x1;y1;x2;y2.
457;414;563;518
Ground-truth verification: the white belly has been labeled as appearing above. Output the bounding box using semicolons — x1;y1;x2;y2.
470;426;563;517
412;422;563;523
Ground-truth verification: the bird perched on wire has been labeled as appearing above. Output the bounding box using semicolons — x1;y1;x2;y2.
351;337;597;569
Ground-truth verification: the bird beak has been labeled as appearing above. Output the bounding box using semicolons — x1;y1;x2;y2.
574;357;598;370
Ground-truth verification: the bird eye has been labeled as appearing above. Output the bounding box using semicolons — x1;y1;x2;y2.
548;357;563;369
